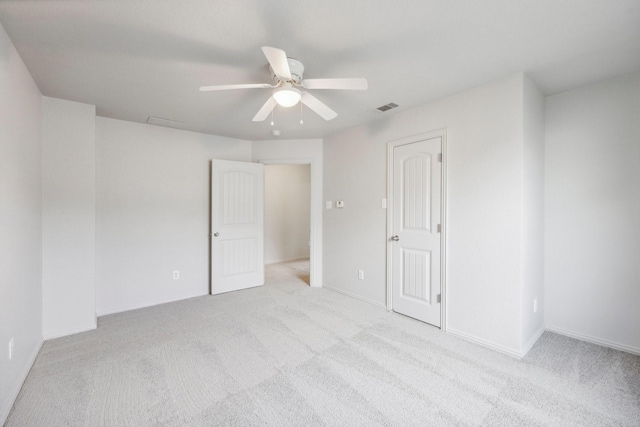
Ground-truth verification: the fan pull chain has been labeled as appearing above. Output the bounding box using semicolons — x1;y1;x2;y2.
300;102;304;125
270;100;274;126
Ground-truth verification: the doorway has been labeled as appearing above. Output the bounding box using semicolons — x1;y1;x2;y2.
264;164;311;285
387;130;447;328
259;158;319;286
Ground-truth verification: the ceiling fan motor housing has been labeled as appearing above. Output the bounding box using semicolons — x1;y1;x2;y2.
270;58;305;84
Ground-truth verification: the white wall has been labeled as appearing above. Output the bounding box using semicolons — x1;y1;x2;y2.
0;22;43;425
324;74;538;356
95;118;252;315
264;165;311;264
42;97;96;339
521;76;546;352
252;139;323;287
545;73;640;354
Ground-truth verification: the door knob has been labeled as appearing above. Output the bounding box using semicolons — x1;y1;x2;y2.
391;235;399;241
213;232;219;237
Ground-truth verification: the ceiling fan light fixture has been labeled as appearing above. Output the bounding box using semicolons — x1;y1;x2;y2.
201;46;367;121
273;85;302;107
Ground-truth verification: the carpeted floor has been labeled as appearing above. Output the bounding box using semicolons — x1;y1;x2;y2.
6;260;640;426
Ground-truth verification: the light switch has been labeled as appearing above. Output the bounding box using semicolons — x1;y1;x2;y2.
326;201;332;209
381;198;387;209
336;201;344;208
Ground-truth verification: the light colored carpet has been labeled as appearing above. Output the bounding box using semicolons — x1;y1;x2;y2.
6;260;640;426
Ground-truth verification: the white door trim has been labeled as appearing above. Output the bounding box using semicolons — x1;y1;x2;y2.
386;129;448;330
257;158;321;287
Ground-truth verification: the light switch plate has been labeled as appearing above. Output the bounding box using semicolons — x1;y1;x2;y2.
326;201;332;209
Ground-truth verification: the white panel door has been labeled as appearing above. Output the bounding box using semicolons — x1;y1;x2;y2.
211;159;264;295
391;137;442;326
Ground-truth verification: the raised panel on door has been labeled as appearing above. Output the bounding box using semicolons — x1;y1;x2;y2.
403;154;431;231
402;248;431;303
211;160;264;295
223;171;256;225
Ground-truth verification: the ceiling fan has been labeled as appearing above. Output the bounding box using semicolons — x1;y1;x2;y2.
199;46;368;122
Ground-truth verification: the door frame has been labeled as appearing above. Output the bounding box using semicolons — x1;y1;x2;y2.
386;129;448;330
257;158;321;287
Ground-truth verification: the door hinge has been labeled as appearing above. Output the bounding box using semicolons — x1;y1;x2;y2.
437;224;441;233
438;153;442;162
437;294;442;303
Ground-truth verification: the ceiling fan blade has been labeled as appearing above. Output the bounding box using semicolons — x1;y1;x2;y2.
252;97;276;122
302;78;368;90
301;92;337;121
262;46;292;80
199;83;273;92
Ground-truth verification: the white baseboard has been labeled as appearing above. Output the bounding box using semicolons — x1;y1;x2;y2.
322;284;386;309
44;323;97;340
97;292;208;317
545;325;640;356
266;257;310;265
447;327;524;359
1;338;43;426
521;325;546;356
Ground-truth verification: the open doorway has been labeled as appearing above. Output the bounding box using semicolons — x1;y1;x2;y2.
264;164;311;285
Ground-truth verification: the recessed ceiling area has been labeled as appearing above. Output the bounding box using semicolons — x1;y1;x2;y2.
0;0;638;140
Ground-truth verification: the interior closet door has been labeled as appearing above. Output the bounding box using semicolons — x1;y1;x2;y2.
391;136;442;326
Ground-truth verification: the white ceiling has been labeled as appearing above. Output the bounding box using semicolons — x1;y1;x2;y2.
1;0;639;141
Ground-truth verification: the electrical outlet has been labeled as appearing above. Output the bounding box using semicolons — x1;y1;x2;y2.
9;337;14;360
358;269;364;280
173;270;180;280
336;201;345;208
533;298;538;313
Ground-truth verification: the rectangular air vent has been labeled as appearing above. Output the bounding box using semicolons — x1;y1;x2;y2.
147;116;184;129
376;102;399;112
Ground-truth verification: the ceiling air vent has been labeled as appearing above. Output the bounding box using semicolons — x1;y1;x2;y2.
376;102;399;112
147;116;184;129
